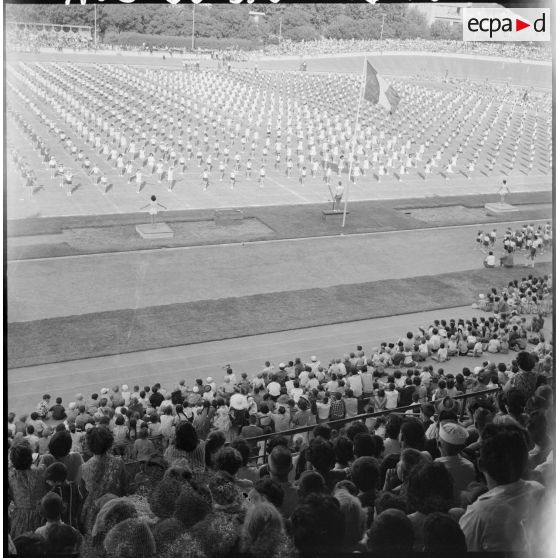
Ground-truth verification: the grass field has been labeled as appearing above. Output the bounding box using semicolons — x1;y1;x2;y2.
8;262;551;369
7;192;552;260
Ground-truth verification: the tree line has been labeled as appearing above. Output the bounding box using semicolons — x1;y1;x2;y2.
6;4;462;45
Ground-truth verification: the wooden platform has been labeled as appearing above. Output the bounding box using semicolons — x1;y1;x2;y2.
135;222;174;239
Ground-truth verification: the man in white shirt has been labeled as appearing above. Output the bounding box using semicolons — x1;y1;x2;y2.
347;370;363;398
483;251;496;268
459;424;545;552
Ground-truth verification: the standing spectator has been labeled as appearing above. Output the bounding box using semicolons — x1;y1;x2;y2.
240;415;264;458
8;442;48;538
79;427;128;534
504;352;539;400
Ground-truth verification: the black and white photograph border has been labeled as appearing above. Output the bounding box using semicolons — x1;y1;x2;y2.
4;1;556;557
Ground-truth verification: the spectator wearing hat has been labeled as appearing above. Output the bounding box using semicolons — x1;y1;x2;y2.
435;421;476;503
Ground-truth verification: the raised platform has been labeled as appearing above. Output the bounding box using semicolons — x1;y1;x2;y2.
484;202;519;215
135;222;174;239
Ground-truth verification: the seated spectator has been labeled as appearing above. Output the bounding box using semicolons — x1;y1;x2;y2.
306;437;346;491
49;397;67;421
132;427;155;462
89;497;139;555
366;509;414;554
406;462;455;550
423;512;467;555
297;471;327;501
35;492;82;550
459;423;545;551
239;501;293;558
103;518;156;558
351;456;380;526
205;430;227;471
291;493;345;558
213;446;251;499
36;394;51;419
434;422;476;504
333;488;367;552
43;523;83;558
248;477;284;510
484;251;496;268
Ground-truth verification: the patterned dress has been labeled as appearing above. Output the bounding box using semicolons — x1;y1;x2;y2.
164;442;206;473
8;464;48;538
79;454;128;534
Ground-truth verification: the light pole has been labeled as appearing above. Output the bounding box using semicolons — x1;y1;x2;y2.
279;17;282;43
380;13;386;41
94;4;97;47
191;4;195;51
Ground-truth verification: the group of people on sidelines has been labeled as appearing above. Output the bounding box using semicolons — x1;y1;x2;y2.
480;222;552;270
7;58;551;205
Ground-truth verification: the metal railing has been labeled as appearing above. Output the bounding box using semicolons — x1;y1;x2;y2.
240;387;500;464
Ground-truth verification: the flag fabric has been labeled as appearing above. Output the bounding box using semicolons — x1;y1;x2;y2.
363;61;400;113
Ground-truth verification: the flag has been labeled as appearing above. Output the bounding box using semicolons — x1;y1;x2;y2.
363;61;400;113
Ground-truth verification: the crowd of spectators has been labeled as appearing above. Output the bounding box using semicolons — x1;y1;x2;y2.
262;38;552;62
7;272;554;556
7;27;92;53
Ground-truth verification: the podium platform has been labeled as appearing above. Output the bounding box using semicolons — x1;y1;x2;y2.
136;222;174;239
484;202;519;216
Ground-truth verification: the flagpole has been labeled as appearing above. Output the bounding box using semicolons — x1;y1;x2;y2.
342;57;367;228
